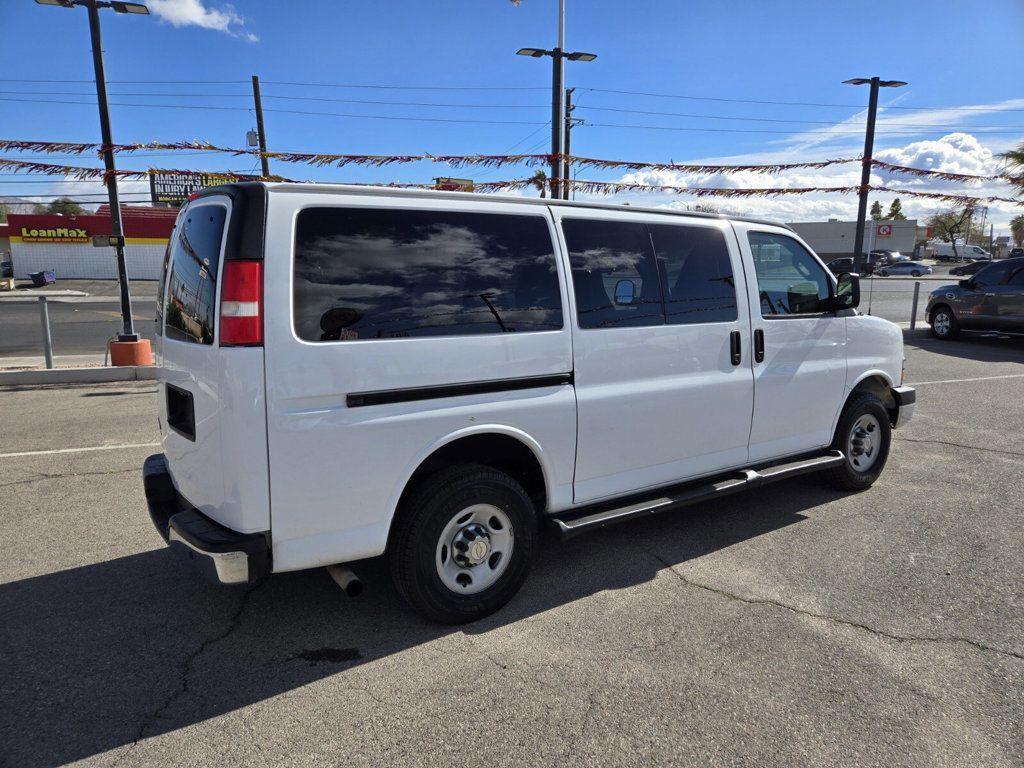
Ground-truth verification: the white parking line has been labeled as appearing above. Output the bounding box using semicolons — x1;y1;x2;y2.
911;373;1024;386
0;442;159;459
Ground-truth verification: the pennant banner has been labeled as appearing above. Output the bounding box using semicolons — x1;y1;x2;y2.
3;138;1023;186
869;158;1024;186
1;158;1019;206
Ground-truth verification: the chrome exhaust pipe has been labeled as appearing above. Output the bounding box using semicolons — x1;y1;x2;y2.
326;564;363;597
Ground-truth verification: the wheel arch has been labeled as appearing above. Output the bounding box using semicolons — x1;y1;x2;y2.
384;426;552;546
835;372;898;433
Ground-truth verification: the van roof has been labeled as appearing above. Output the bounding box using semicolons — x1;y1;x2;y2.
208;181;790;229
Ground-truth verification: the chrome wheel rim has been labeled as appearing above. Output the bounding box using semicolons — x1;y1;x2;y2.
847;414;881;472
934;312;951;336
436;504;514;595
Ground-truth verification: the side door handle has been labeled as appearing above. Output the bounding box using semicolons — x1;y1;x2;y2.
730;330;742;366
754;328;765;363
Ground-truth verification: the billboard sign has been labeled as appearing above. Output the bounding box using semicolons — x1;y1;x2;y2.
150;171;250;207
18;225;90;244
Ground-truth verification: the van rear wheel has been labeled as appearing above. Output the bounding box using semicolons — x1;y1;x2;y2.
824;392;891;491
389;464;536;624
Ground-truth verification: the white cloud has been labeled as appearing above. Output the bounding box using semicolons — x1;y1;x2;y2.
147;0;258;42
594;132;1022;231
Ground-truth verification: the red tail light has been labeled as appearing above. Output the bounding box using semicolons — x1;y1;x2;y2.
219;260;263;346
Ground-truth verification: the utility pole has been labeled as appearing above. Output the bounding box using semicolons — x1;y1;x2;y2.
563;87;575;200
845;76;906;274
251;75;271;179
87;0;136;341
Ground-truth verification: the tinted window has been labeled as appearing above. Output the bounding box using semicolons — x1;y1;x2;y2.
973;261;1010;287
165;204;226;344
1007;265;1024;286
648;223;737;324
155;232;174;337
562;218;663;329
748;232;832;316
293;208;562;342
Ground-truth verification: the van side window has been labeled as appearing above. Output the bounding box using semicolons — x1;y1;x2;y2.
562;218;664;329
748;232;831;317
293;208;563;342
648;223;737;324
165;204;227;345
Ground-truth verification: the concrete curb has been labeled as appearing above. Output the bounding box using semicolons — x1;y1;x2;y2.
0;366;158;386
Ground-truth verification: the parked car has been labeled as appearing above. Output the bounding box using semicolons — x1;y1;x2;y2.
871;249;909;264
930;243;992;262
826;256;877;275
1009;247;1024;259
826;257;855;275
950;261;987;276
144;183;914;623
877;261;933;277
926;257;1024;340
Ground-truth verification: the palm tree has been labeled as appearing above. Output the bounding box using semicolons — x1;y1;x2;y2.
1011;214;1024;247
1004;143;1024;197
529;170;548;198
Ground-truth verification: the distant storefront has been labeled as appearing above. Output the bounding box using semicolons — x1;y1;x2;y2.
787;219;919;260
6;206;177;280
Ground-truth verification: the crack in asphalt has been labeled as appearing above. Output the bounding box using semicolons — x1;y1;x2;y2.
649;553;1024;663
894;436;1024;458
0;467;137;489
112;583;263;765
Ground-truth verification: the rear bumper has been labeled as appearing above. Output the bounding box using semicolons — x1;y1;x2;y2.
143;453;271;585
891;385;916;429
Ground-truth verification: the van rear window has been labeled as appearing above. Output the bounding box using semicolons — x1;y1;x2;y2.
165;203;227;345
293;207;563;342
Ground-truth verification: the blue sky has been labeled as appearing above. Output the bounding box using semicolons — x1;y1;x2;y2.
1;0;1022;227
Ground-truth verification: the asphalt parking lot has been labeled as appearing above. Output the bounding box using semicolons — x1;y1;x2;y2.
1;332;1022;767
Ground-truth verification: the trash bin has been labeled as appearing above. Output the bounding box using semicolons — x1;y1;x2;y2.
29;270;56;287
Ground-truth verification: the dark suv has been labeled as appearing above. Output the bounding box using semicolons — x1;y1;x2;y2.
926;257;1024;339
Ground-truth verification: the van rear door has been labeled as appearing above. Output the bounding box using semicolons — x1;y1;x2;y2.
157;190;271;535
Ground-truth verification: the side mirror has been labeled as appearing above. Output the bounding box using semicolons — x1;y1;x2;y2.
613;279;637;306
833;272;861;311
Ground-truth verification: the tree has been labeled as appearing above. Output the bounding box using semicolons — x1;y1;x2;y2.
1004;142;1024;197
0;202;8;223
870;201;883;220
528;170;548;198
887;198;906;220
1011;214;1024;247
690;203;720;214
927;206;975;260
31;198;86;216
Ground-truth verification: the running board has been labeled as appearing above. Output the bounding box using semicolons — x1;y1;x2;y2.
552;450;845;540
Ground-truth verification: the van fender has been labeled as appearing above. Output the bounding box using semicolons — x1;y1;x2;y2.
381;424;557;539
830;369;896;437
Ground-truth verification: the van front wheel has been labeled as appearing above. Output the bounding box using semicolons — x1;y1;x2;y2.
824;392;892;491
389;464;536;624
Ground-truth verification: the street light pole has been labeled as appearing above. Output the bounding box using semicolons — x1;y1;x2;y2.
845;76;906;274
550;0;565;200
517;0;595;201
83;0;139;340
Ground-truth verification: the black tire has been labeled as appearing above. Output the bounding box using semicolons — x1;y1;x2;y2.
929;304;959;340
389;464;536;624
911;270;922;277
878;269;889;277
824;392;892;491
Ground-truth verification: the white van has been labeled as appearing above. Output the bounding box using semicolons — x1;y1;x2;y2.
144;183;915;623
929;243;992;262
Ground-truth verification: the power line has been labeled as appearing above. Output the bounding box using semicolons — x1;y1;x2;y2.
576;105;1024;130
5;97;1023;135
579;87;1024;113
0;90;551;110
